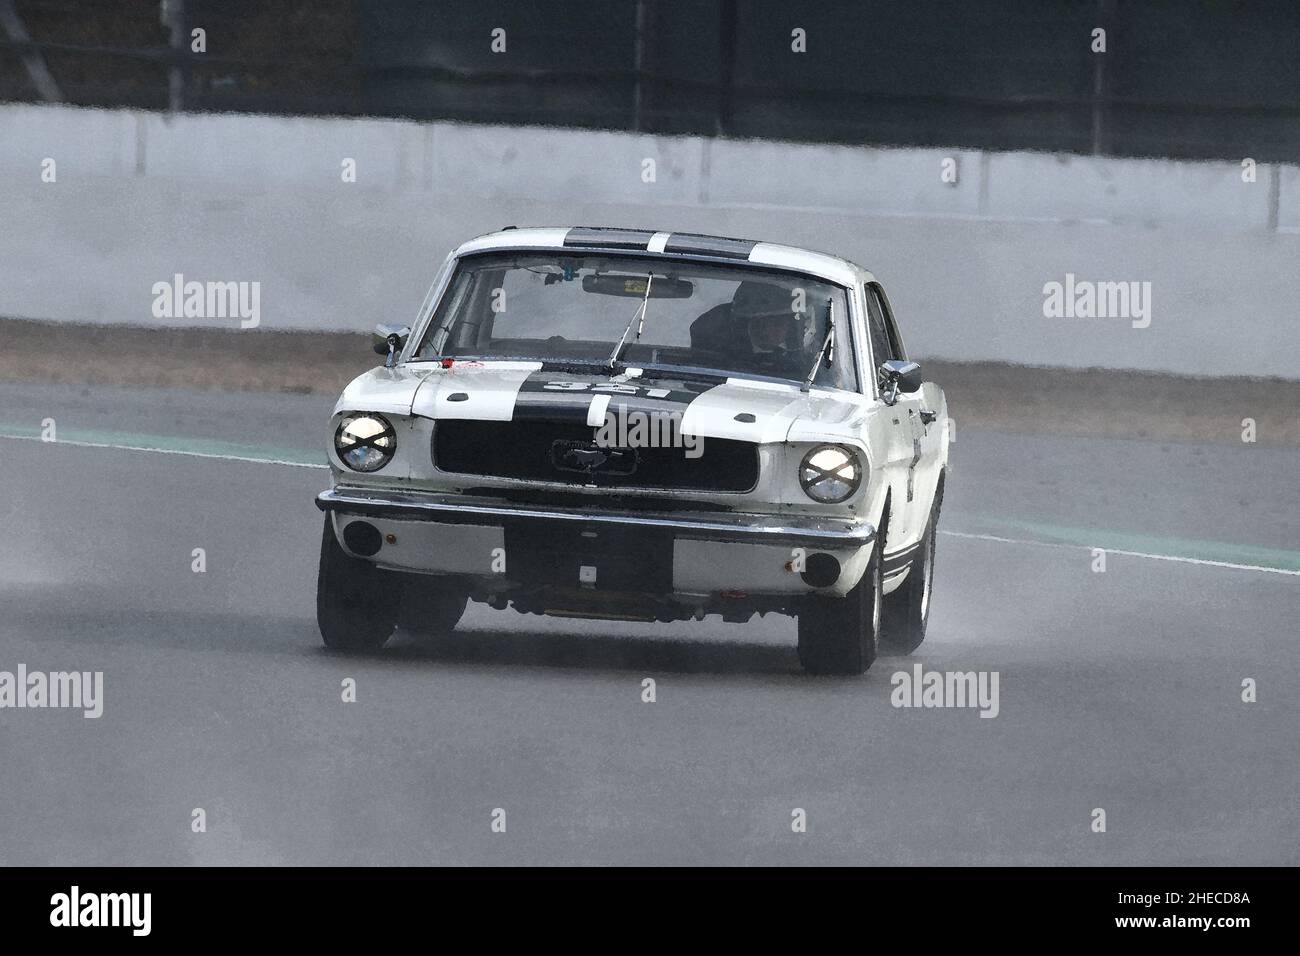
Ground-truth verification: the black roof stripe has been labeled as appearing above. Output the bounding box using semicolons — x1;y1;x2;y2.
559;227;764;261
661;232;758;259
563;227;656;250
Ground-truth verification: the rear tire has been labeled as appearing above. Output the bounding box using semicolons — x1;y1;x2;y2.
317;516;397;651
796;532;883;675
880;480;943;655
396;575;468;639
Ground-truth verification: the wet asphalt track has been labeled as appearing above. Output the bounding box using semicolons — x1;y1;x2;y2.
1;383;1297;865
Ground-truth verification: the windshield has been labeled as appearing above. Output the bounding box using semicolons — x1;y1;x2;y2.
414;253;858;391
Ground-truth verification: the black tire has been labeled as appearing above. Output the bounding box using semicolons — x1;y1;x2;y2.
316;516;397;651
796;531;883;675
880;479;943;655
396;575;468;639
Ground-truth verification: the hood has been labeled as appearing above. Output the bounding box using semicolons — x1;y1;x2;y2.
332;366;436;418
403;361;870;445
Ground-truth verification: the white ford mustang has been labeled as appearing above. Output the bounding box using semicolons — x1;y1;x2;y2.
315;227;950;674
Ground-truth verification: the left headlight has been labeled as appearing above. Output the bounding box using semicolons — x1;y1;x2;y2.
799;444;862;503
335;414;396;472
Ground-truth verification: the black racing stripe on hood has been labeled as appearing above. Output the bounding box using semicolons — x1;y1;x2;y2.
511;371;719;424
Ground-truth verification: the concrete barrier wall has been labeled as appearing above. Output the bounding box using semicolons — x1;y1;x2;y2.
1;103;1296;378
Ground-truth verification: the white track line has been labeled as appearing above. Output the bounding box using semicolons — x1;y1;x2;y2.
941;530;1300;577
0;432;327;469
7;433;1295;577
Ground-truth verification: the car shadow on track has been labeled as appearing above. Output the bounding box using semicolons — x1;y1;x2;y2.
6;598;871;680
360;626;806;677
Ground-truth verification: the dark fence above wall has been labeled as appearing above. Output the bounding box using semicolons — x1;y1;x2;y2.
3;0;1299;162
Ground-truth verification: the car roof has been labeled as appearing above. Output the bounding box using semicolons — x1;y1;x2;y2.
451;227;870;287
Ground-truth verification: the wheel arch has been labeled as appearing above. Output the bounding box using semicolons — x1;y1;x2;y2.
876;488;893;553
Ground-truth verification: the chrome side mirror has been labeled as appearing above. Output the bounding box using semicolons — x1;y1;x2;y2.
879;359;922;405
372;324;411;368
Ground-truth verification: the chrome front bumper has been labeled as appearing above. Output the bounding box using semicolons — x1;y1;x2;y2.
316;488;874;546
316;487;875;597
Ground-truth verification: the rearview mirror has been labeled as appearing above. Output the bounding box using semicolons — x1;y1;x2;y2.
581;274;694;298
879;359;922;404
373;324;411;367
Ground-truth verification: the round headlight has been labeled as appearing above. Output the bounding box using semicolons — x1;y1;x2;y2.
335;414;396;472
799;444;861;503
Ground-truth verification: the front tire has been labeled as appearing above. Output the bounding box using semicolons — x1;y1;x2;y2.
396;575;468;640
317;516;397;651
880;480;943;655
796;533;883;675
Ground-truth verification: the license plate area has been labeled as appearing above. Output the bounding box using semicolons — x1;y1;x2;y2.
503;520;674;592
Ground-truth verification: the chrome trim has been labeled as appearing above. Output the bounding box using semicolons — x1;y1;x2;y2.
883;540;922;560
316;488;875;545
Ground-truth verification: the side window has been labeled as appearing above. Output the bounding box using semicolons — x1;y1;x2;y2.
864;284;896;368
877;285;907;361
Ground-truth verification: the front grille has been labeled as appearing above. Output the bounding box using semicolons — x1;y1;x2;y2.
433;420;758;493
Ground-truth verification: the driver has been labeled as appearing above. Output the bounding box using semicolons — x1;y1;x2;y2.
729;281;806;372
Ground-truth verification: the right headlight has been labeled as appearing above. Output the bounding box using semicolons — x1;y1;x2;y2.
335;413;396;472
799;444;862;503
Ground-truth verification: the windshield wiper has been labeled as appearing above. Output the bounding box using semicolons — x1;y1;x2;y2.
538;357;610;373
606;273;654;372
635;362;731;385
801;297;835;392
